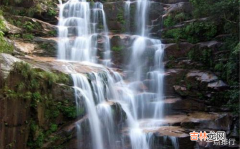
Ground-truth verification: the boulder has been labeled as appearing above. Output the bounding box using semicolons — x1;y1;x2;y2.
2;17;22;34
186;70;228;90
0;53;23;79
5;15;57;36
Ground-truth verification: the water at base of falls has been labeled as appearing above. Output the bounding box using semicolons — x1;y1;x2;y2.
57;0;179;149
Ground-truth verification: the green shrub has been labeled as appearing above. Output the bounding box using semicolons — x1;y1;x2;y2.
22;33;34;40
163;15;176;27
163;21;217;43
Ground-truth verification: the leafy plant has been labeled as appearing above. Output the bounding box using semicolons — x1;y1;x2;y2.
163;15;176;27
23;21;35;31
22;33;34;40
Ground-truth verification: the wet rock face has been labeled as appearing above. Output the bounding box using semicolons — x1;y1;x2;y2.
141;112;234;149
42;102;126;149
164;42;194;60
0;59;78;149
109;35;132;68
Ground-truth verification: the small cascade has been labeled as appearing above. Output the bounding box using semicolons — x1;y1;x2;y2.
58;0;111;66
97;103;116;149
136;0;149;36
72;73;104;149
124;0;131;33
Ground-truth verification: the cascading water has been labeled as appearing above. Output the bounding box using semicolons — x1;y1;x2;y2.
124;0;131;33
72;73;104;149
58;0;111;65
57;0;178;149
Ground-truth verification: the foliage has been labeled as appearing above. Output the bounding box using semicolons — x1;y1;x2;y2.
190;0;238;35
174;12;188;22
163;15;176;28
0;62;78;148
0;10;14;53
185;0;239;114
23;21;35;31
163;21;217;43
117;10;125;24
48;30;57;36
22;33;34;40
163;0;239;114
1;0;58;19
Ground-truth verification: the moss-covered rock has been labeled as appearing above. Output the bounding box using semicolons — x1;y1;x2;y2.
0;61;84;149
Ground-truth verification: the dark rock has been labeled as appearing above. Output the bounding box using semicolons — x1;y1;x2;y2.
164;42;194;60
172;98;205;111
186;70;228;91
165;69;187;96
173;85;188;96
165;59;204;69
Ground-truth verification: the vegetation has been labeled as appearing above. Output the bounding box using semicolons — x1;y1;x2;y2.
0;62;83;148
189;0;239;114
112;46;123;52
164;0;239;114
0;10;13;53
0;0;58;19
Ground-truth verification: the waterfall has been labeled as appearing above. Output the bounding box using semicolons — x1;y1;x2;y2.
127;0;167;148
56;0;177;149
72;74;104;149
124;0;131;33
58;0;111;65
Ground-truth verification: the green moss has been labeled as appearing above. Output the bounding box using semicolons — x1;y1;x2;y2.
47;30;57;36
112;46;123;52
